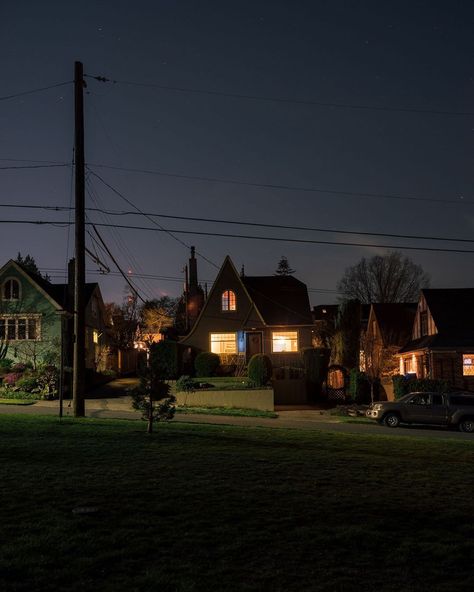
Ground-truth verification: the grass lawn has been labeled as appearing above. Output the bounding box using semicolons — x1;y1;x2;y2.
0;399;37;405
192;376;255;390
0;416;473;591
176;406;277;418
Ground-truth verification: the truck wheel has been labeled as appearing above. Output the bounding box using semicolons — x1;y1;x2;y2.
384;413;400;428
459;418;474;433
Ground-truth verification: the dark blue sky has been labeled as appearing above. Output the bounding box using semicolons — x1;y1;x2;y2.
1;0;473;305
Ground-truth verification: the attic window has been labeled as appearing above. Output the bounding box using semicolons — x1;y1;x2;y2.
3;278;20;301
463;355;474;376
222;290;236;311
272;331;298;353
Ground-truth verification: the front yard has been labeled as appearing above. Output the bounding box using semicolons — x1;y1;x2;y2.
0;416;473;591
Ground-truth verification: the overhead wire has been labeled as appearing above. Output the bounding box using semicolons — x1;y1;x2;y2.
84;74;474;117
0;81;72;102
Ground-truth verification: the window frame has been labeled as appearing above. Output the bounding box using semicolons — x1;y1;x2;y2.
0;315;41;341
462;354;474;377
271;330;299;353
221;290;237;312
2;277;21;301
210;332;238;355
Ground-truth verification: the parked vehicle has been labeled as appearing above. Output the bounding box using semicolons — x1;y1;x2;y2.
366;391;474;432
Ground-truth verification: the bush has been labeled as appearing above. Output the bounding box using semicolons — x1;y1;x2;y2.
175;375;197;394
393;375;450;400
0;389;37;400
11;363;28;373
2;373;22;386
35;366;59;400
195;352;220;377
248;354;273;387
15;375;39;393
150;341;180;380
348;369;372;404
0;359;13;370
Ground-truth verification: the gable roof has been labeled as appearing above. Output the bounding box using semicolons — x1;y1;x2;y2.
423;289;474;336
242;275;312;325
371;303;417;347
1;259;99;311
398;288;474;353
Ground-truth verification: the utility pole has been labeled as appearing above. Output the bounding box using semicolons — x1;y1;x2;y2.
73;61;86;417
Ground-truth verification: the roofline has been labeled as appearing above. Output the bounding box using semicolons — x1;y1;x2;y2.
0;260;63;311
180;256;266;343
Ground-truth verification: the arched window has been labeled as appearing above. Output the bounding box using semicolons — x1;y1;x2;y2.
3;278;20;301
221;290;236;311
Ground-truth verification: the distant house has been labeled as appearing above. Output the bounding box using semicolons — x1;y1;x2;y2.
366;303;417;352
398;289;474;391
180;256;313;365
0;259;111;372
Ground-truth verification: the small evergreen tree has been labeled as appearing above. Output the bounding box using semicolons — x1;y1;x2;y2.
275;256;295;276
131;366;176;434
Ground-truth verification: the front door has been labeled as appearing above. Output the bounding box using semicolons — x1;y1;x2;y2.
246;332;262;361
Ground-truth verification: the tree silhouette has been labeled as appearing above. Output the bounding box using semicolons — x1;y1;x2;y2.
275;256;295;276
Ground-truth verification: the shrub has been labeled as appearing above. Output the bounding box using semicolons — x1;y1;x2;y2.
15;375;39;393
3;373;22;386
248;354;273;387
11;363;28;373
175;375;197;394
35;366;59;400
150;341;180;380
393;375;449;400
195;352;220;377
0;359;13;370
348;369;372;404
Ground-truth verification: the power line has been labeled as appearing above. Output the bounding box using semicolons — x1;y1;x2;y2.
0;81;72;102
88;170;220;269
0;164;71;170
86;162;472;206
2;203;473;244
85;74;474;117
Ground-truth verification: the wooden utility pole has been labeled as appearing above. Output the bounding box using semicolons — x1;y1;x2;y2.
73;61;86;417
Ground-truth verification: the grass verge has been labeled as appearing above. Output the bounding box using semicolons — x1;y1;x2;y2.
0;399;37;405
0;415;473;592
176;406;277;418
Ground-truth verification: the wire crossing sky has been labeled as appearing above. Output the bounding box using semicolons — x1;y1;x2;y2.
1;0;473;304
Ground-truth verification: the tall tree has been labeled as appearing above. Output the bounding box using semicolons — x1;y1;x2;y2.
332;299;361;369
337;251;430;303
275;256;295;276
16;253;50;281
138;296;178;345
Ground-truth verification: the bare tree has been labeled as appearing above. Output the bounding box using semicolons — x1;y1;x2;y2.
362;330;400;403
337;251;430;303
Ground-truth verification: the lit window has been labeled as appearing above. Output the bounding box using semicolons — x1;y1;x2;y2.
93;330;99;344
0;316;40;340
463;355;474;376
3;279;20;300
210;333;237;354
221;290;236;311
272;331;298;353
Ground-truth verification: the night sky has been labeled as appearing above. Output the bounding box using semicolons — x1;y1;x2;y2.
1;0;473;306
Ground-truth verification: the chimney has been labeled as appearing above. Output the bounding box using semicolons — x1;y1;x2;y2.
189;246;198;294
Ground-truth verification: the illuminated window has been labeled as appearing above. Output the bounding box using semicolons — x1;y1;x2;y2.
210;332;237;354
93;330;99;344
463;354;474;376
0;316;40;340
3;278;20;301
221;290;236;311
272;331;298;353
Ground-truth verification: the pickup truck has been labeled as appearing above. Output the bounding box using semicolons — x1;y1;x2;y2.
366;391;474;432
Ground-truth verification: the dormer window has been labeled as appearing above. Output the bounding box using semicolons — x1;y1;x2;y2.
222;290;236;311
3;278;20;301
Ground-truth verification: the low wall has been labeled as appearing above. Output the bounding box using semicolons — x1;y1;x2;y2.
175;388;274;411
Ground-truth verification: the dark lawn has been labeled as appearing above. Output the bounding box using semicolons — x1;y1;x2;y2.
0;416;473;592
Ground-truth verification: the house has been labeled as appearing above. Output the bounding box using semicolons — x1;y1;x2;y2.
180;256;313;366
397;289;474;391
0;258;111;372
366;303;417;355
